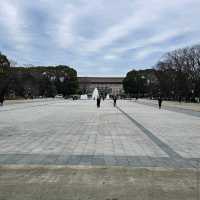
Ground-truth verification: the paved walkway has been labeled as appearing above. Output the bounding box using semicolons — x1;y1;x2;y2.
0;100;199;168
136;99;200;117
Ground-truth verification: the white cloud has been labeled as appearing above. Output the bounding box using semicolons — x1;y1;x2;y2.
134;35;200;61
51;1;105;49
83;10;157;52
0;1;30;48
111;27;194;57
0;0;200;75
82;0;200;54
104;54;117;60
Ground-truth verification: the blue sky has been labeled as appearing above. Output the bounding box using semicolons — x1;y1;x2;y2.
0;0;200;76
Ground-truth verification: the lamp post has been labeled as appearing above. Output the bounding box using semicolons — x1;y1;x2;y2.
140;75;146;98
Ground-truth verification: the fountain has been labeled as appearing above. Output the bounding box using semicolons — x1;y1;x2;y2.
92;88;99;100
106;94;110;100
80;94;88;100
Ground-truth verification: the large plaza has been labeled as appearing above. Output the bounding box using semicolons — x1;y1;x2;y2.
0;99;199;168
0;99;200;199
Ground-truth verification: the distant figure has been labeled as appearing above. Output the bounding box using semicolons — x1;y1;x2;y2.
113;96;117;107
158;97;162;109
178;96;182;103
0;95;4;106
97;97;101;108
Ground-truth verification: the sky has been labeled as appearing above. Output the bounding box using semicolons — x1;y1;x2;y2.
0;0;200;76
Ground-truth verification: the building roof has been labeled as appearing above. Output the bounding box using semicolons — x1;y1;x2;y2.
78;77;124;84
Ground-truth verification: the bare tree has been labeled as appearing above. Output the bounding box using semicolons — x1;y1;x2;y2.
156;45;200;101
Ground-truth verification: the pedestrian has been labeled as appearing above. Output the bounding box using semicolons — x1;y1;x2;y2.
0;95;4;106
113;96;117;107
97;96;101;108
158;97;162;109
178;96;182;103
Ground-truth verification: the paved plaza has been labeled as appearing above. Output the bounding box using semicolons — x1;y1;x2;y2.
0;99;199;168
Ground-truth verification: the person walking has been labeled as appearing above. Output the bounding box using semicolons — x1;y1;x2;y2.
178;96;182;103
0;94;4;106
113;96;117;107
97;96;101;108
158;97;162;109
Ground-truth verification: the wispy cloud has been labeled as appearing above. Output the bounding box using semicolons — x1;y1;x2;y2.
0;1;30;49
0;0;200;75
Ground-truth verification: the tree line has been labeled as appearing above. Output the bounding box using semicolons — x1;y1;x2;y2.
123;44;200;102
1;44;200;102
0;52;79;100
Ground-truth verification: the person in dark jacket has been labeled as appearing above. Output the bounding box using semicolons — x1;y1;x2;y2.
113;96;117;107
97;96;101;108
158;97;162;109
0;95;4;106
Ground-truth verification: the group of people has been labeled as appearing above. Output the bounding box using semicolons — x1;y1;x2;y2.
96;96;117;108
96;96;162;109
0;94;163;109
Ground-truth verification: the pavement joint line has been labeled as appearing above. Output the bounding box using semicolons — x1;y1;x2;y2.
0;153;198;168
116;105;183;160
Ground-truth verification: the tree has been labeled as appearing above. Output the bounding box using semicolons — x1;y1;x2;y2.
0;52;11;101
123;69;157;97
155;45;200;101
123;70;139;96
54;66;79;96
0;52;10;69
0;53;79;99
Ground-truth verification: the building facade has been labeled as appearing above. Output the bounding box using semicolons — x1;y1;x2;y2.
78;77;124;96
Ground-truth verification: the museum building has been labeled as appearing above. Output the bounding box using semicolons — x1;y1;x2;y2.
78;77;124;95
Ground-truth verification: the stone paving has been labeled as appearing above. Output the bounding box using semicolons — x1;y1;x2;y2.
136;99;200;117
138;98;200;111
0;99;199;168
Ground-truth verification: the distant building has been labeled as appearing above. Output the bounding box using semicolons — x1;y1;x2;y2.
78;77;124;95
